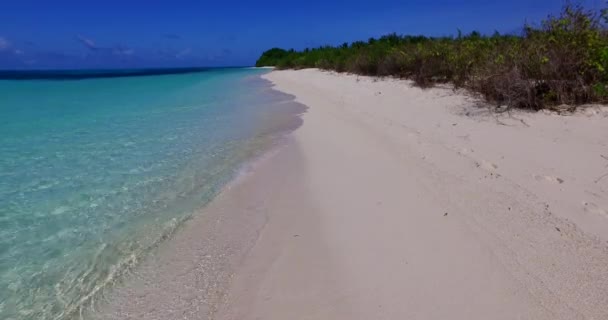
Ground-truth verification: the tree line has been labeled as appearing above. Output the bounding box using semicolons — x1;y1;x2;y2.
256;5;608;110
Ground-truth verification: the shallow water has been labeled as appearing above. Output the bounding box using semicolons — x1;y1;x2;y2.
0;68;301;319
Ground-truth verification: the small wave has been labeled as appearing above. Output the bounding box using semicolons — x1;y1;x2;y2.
52;216;187;320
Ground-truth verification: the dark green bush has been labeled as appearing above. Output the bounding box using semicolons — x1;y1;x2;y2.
256;5;608;110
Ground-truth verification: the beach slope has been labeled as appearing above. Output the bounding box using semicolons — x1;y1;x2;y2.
217;69;608;319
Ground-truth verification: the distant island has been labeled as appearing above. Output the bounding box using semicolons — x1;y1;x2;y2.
257;5;608;111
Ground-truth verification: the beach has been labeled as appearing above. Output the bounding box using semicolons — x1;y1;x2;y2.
103;69;608;319
217;69;608;319
5;2;608;319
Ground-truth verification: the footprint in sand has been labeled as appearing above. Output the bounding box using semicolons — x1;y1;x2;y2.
458;148;474;155
475;159;498;172
534;175;565;184
583;201;608;218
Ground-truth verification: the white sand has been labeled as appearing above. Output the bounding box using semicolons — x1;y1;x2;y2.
217;69;608;319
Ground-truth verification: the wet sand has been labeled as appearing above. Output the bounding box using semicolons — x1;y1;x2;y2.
95;76;307;320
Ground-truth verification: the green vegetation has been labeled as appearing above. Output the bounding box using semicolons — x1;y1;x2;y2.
256;5;608;110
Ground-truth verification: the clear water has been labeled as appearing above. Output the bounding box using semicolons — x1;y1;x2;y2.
0;68;298;319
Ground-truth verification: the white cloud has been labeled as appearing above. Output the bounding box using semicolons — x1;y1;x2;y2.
76;35;98;50
120;48;134;56
176;48;192;59
111;46;135;56
0;37;11;51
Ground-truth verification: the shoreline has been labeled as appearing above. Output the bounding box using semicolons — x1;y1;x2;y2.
217;69;608;319
101;68;608;319
95;74;306;319
96;138;299;319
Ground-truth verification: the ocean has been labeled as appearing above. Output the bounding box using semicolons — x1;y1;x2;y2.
0;68;302;319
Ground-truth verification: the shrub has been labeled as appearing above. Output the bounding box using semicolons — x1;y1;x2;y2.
255;4;608;110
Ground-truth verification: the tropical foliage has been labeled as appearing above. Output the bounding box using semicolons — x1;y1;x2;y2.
256;5;608;110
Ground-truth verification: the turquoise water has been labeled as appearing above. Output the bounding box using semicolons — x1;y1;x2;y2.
0;68;300;319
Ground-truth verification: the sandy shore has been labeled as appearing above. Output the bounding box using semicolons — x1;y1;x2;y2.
216;69;608;319
101;69;608;319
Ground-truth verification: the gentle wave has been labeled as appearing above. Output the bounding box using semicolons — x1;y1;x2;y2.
0;68;300;319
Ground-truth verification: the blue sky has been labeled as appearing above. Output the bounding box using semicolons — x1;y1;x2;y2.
0;0;602;69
